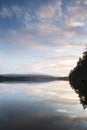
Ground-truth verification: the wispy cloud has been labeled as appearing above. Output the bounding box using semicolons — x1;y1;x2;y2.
0;0;87;47
0;6;12;18
36;0;62;20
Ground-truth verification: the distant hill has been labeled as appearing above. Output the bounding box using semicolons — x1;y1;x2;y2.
0;74;68;83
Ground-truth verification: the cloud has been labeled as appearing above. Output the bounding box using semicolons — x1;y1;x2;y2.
84;0;87;4
11;5;24;17
56;109;69;113
69;21;84;27
0;0;87;51
0;1;66;47
0;43;84;75
66;0;87;26
0;5;25;18
0;6;12;18
36;0;62;21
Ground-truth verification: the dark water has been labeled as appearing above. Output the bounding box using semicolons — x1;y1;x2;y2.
0;81;86;130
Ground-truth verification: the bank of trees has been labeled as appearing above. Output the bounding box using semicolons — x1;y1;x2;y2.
69;50;87;109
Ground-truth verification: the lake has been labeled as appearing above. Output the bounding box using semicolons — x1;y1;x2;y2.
0;81;86;130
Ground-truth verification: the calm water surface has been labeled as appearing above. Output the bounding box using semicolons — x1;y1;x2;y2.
0;81;87;130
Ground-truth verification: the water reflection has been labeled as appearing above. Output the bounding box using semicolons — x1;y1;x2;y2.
69;77;87;109
0;81;86;129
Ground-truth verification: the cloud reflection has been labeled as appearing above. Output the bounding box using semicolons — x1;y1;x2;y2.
0;81;86;129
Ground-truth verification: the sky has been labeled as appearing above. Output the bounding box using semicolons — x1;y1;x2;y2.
0;0;86;76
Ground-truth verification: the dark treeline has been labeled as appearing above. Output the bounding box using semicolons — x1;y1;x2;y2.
0;74;68;83
69;50;87;109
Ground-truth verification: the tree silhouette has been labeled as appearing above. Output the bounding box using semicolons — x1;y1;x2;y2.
69;50;87;109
